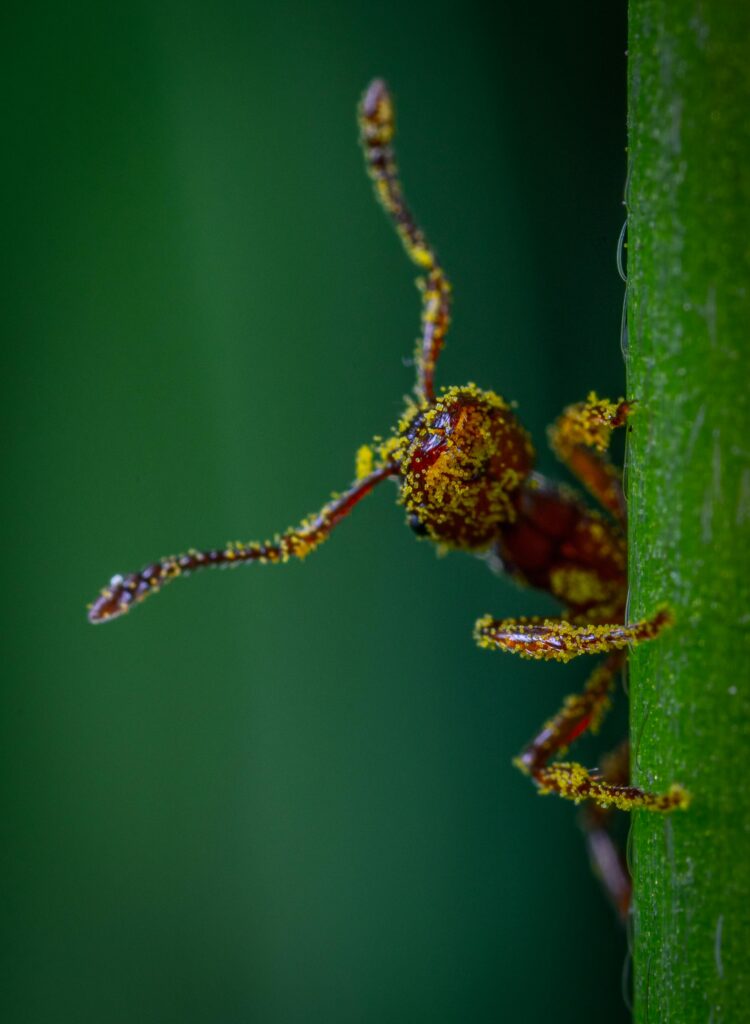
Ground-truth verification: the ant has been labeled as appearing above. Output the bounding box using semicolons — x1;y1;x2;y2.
89;79;688;917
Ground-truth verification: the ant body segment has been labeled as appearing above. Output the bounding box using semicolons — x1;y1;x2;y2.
89;80;688;916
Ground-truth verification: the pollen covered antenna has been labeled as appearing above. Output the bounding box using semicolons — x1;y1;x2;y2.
88;465;396;623
359;79;452;404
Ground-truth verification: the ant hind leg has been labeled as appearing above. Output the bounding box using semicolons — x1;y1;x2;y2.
580;740;633;921
510;651;689;813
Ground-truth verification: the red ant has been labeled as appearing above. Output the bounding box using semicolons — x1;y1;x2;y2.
89;79;688;917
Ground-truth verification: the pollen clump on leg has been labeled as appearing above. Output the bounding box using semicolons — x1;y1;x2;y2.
550;392;629;454
533;761;690;813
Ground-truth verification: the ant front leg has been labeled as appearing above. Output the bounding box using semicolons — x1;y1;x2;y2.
548;393;631;525
473;608;674;662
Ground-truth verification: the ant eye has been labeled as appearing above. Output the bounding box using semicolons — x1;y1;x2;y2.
408;512;429;536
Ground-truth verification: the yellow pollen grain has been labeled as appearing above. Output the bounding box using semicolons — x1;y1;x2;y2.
355;445;375;479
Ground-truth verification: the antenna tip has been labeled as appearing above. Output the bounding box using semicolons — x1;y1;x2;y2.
87;574;136;623
361;78;391;119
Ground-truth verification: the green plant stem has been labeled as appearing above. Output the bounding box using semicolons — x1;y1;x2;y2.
627;3;750;1020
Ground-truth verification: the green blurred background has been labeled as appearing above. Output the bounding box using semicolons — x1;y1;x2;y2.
4;2;632;1021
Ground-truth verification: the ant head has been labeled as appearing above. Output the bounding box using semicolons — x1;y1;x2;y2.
397;384;535;549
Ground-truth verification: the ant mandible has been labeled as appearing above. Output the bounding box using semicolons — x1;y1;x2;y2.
89;80;688;913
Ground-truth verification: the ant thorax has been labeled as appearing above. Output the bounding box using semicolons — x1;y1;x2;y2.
396;384;535;549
